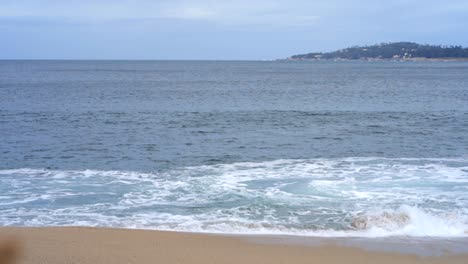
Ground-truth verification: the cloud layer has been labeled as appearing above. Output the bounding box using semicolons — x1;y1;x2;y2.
0;0;321;26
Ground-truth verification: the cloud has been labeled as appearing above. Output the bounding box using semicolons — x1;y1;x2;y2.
160;7;217;20
0;0;320;27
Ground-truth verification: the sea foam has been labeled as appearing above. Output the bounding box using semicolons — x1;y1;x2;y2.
0;158;467;237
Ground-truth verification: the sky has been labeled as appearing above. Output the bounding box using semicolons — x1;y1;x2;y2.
1;0;468;60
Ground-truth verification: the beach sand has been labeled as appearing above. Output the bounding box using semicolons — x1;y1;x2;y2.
0;227;467;264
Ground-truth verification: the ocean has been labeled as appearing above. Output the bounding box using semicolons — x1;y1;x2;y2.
0;60;467;237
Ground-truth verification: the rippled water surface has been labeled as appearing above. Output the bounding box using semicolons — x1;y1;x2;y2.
0;60;467;236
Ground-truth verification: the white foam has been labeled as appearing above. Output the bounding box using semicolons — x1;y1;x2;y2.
0;157;467;237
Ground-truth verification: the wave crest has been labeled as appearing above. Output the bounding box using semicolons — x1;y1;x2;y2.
350;206;467;237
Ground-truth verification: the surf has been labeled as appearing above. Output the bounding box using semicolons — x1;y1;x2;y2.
0;157;467;237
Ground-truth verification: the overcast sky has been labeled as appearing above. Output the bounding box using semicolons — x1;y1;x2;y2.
1;0;467;60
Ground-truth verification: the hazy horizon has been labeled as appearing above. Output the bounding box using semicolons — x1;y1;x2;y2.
1;0;468;60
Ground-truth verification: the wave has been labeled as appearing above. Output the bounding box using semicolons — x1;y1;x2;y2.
0;157;467;237
349;205;467;237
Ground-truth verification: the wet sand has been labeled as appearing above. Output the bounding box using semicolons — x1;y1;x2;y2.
0;227;467;264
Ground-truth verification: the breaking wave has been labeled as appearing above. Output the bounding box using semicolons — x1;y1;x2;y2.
0;157;467;237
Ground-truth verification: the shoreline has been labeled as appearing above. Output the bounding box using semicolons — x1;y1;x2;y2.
1;227;467;264
280;58;468;62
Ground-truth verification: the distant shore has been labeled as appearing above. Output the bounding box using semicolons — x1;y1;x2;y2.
1;227;467;264
280;57;468;62
288;42;468;61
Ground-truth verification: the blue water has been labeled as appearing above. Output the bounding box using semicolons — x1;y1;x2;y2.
0;60;467;236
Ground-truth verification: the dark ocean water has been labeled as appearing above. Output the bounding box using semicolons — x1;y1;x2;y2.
0;60;467;236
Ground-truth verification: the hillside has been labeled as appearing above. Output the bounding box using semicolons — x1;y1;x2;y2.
289;42;468;60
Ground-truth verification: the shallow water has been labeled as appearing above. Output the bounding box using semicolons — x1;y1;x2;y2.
1;60;467;236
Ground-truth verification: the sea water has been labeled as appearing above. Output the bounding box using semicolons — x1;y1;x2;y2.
0;60;467;237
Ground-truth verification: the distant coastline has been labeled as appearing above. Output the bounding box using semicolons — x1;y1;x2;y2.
286;42;468;61
281;57;468;62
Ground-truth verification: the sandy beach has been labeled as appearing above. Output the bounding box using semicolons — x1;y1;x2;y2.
0;227;466;264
